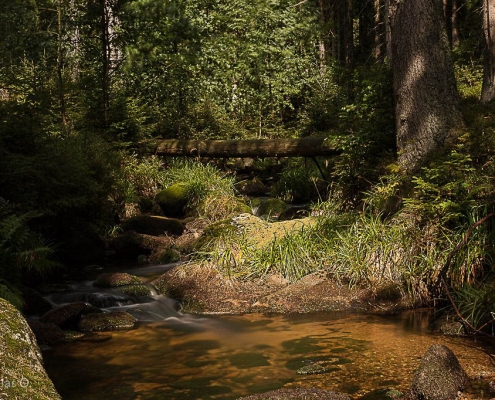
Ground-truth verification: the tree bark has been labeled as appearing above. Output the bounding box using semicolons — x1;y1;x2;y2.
390;0;463;173
482;0;495;102
154;137;341;158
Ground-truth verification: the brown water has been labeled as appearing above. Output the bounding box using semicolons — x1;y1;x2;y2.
44;309;495;400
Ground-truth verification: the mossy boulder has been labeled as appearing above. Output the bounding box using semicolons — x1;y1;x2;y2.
116;284;153;297
157;248;181;264
39;302;88;328
0;298;62;399
238;388;351;399
407;344;468;400
257;198;288;220
155;183;189;217
93;272;142;288
78;311;137;332
121;215;185;236
235;177;268;196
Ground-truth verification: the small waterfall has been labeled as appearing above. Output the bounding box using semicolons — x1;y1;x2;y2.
44;262;185;322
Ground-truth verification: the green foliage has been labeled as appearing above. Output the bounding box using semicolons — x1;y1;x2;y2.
451;280;495;334
0;282;23;311
272;162;322;203
122;0;320;138
327;66;396;205
0;199;58;293
114;154;166;203
404;149;494;225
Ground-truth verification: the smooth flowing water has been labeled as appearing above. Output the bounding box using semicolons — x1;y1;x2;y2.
42;265;495;400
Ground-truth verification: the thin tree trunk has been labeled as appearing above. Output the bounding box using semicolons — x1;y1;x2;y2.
57;0;67;127
373;0;385;61
101;0;110;127
390;0;463;173
385;0;392;61
452;0;461;48
482;0;495;102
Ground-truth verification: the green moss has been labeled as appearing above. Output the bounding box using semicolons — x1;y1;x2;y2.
258;198;288;220
116;284;153;297
93;272;142;288
78;311;137;332
0;299;62;399
155;183;189;217
158;248;181;263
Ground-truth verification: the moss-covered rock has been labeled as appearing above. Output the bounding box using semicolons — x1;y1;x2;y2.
257;198;288;220
93;272;142;288
238;388;351;399
157;248;181;264
0;298;62;399
155;183;189;217
407;344;468;400
235;177;268;196
116;284;153;297
78;311;137;332
121;215;184;236
39;302;88;328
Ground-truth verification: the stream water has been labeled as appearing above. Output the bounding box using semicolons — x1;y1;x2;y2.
42;264;495;400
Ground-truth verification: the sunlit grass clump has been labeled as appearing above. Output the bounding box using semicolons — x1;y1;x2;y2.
162;159;243;221
200;189;493;307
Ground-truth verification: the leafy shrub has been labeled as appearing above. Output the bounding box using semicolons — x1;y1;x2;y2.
404;149;494;226
114;154;167;203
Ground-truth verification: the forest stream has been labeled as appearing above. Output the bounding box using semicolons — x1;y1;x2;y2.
42;264;495;400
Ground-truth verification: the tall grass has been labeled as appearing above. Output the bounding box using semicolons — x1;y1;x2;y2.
162;159;239;220
200;197;494;306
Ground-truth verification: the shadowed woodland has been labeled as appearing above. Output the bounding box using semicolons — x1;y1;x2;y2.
1;0;495;337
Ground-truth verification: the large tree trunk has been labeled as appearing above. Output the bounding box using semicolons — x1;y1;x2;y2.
390;0;463;173
482;0;495;102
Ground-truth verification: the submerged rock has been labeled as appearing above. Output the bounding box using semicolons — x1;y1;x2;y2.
238;388;351;399
406;344;468;400
0;298;61;399
93;272;142;288
78;311;137;332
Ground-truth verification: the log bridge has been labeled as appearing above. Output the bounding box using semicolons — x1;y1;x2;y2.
154;137;341;158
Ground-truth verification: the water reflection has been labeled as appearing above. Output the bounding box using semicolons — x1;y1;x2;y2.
44;310;495;399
